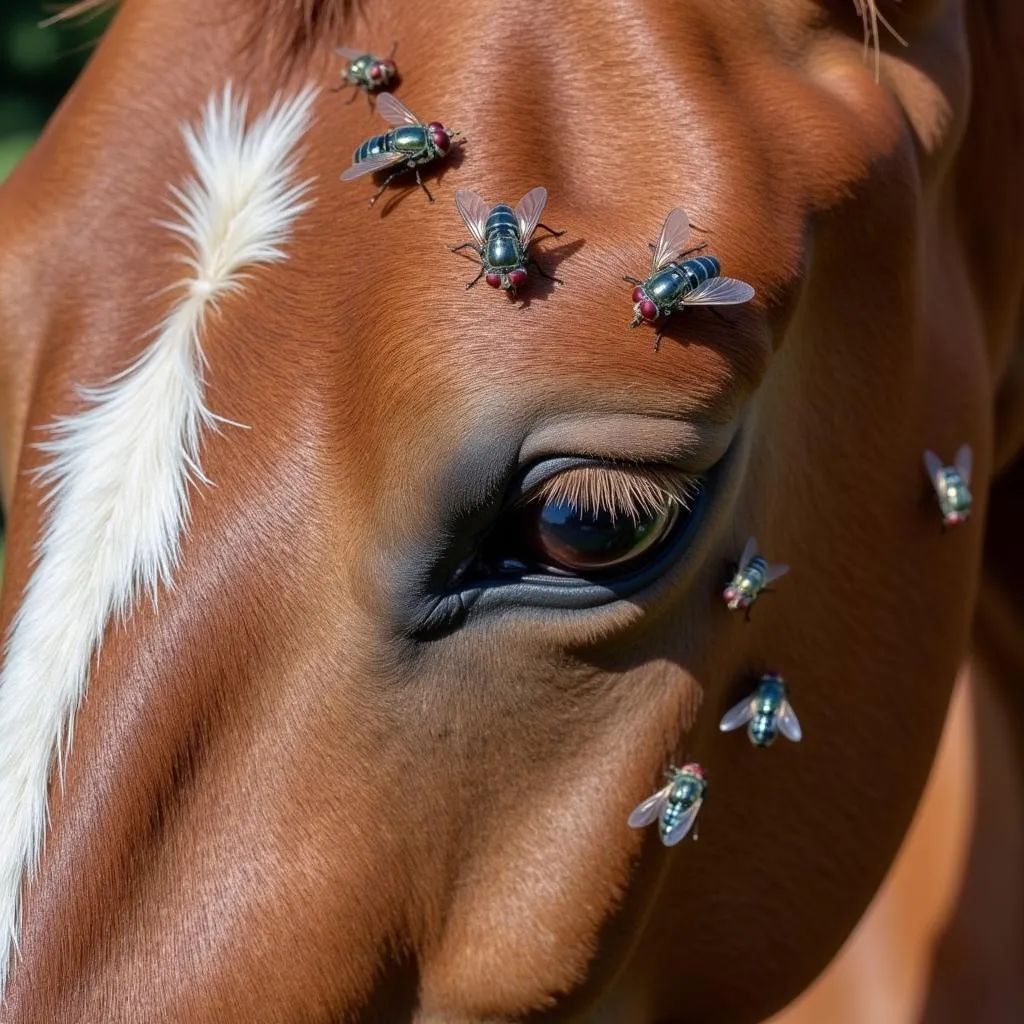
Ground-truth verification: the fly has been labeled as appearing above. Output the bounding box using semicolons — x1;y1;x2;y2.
333;45;398;106
719;673;802;748
450;187;564;293
924;445;973;528
628;763;707;846
625;207;754;350
340;93;462;206
723;536;789;618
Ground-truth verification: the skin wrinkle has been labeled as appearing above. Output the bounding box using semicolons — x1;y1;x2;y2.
0;0;1022;1022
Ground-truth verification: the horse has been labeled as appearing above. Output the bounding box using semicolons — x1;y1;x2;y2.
0;0;1022;1020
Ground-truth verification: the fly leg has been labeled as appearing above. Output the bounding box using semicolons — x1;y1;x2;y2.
449;242;481;255
653;331;664;352
528;258;562;286
388;41;398;59
414;167;434;203
465;267;485;290
534;223;566;239
368;167;411;206
623;275;644;286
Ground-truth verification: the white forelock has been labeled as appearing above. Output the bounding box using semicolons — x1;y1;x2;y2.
0;82;317;995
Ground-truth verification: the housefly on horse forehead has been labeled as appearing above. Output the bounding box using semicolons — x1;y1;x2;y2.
625;207;755;351
333;45;399;106
340;93;462;206
450;187;565;294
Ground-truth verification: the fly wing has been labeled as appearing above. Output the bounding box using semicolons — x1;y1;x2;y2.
662;799;702;846
514;186;549;246
778;701;803;743
923;450;945;492
628;785;671;829
719;695;756;732
764;562;790;583
454;189;490;247
650;207;691;273
737;536;758;571
955;444;973;485
374;92;421;127
340;150;407;181
682;276;756;305
335;46;367;61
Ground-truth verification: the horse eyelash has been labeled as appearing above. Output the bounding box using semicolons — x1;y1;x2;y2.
529;466;702;525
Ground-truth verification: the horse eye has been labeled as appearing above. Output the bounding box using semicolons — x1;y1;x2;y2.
480;467;698;580
528;497;680;574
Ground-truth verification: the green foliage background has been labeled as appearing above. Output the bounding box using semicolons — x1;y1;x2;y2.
0;2;110;180
0;2;109;576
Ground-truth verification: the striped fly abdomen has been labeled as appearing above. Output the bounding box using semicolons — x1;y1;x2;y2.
484;204;523;269
353;133;391;164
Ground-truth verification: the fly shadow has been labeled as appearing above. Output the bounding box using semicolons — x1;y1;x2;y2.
375;144;467;217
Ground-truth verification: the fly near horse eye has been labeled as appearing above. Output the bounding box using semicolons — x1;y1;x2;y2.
628;763;707;847
719;673;802;748
450;187;565;294
923;445;973;528
723;535;789;618
625;207;755;350
333;44;399;106
340;93;463;206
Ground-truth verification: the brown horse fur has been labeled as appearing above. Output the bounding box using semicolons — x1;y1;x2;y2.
1;0;1023;1021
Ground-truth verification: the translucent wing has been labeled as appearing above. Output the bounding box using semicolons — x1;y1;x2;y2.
765;562;790;584
375;92;421;127
923;450;945;491
628;785;671;829
662;799;702;846
719;695;756;732
650;207;691;273
454;189;490;247
682;276;756;306
514;186;548;246
335;46;367;61
778;701;803;743
955;444;973;485
737;536;758;571
340;150;407;181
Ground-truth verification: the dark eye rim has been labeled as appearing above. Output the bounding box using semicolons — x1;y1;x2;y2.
407;450;732;639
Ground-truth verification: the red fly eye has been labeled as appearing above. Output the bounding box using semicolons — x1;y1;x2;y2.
631;286;645;304
508;268;528;287
639;298;658;321
431;129;450;153
369;64;383;80
384;60;397;75
485;273;502;288
427;121;444;132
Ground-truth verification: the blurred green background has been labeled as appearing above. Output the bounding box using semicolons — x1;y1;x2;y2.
1;1;111;180
0;1;110;579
